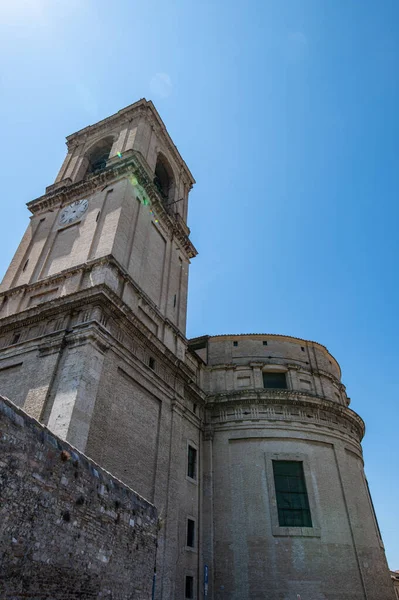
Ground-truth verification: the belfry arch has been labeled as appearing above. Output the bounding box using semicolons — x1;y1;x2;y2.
86;136;114;174
154;153;175;204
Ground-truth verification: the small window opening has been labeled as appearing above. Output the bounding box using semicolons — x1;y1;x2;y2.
233;341;238;347
273;460;312;527
263;340;268;346
263;372;287;389
187;445;197;480
39;217;45;223
173;294;177;308
301;346;305;352
149;357;156;370
193;403;197;414
186;519;195;547
185;576;194;599
22;259;29;272
12;333;21;345
96;211;101;222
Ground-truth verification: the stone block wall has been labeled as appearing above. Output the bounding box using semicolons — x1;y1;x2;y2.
0;394;157;600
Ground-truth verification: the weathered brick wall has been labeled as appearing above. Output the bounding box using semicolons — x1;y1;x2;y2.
0;394;157;600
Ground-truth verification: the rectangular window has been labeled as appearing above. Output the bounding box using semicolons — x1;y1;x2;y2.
263;372;287;389
233;341;238;346
186;518;195;547
185;576;194;599
187;445;197;480
272;461;312;527
149;357;156;370
263;340;268;345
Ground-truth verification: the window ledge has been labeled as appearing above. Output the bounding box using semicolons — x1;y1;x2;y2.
186;475;198;485
272;525;321;538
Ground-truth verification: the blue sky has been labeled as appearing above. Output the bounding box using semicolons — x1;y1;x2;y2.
0;0;398;568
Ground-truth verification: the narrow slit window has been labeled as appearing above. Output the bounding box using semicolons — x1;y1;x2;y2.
186;519;195;547
187;445;197;480
149;357;156;370
12;333;21;345
273;460;312;527
22;259;29;272
185;576;194;599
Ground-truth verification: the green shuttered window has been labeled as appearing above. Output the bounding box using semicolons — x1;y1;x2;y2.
263;372;287;389
273;460;312;527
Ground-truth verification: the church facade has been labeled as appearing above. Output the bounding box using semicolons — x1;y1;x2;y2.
0;99;395;599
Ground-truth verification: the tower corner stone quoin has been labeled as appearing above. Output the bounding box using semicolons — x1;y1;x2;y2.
0;99;395;600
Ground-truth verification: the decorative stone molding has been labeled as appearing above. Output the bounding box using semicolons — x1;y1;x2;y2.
206;389;365;441
0;254;189;346
204;360;344;392
27;152;197;260
64;99;194;186
0;285;205;408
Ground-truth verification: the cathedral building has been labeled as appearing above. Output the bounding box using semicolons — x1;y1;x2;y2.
0;99;395;599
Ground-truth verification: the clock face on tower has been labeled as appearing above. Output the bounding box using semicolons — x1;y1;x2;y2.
59;199;88;225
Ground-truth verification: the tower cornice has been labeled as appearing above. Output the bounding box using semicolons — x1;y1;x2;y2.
64;98;195;186
206;388;365;442
26;151;197;259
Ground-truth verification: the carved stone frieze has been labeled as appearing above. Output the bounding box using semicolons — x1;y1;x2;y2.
206;389;364;442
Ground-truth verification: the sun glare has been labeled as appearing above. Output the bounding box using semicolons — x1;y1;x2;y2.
0;0;49;23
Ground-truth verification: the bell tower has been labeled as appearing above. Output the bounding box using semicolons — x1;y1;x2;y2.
1;99;196;352
0;99;200;448
0;101;205;600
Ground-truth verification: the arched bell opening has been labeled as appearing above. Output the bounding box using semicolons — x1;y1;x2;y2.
86;136;114;175
153;153;175;205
